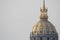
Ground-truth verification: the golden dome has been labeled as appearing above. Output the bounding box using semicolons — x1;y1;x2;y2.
32;20;57;34
32;0;57;35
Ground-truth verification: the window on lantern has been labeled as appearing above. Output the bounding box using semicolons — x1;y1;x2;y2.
40;37;42;40
34;37;36;40
47;37;49;40
40;30;42;33
53;38;55;40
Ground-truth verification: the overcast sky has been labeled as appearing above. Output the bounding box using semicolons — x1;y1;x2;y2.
0;0;60;40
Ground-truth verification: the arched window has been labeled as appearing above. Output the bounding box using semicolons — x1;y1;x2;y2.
40;30;43;33
30;38;34;40
53;38;55;40
40;37;42;40
34;37;36;40
36;37;38;40
47;37;49;40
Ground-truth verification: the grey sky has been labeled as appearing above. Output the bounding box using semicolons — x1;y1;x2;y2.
0;0;60;40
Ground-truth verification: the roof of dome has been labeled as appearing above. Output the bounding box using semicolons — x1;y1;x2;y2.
31;0;57;35
32;20;57;34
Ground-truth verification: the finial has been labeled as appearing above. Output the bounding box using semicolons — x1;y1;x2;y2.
43;0;45;10
40;0;48;19
40;0;47;12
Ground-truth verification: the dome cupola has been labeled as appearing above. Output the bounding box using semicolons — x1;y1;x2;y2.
30;0;58;40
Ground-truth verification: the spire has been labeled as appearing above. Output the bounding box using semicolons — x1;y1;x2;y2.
40;0;48;19
43;0;45;10
40;0;47;12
